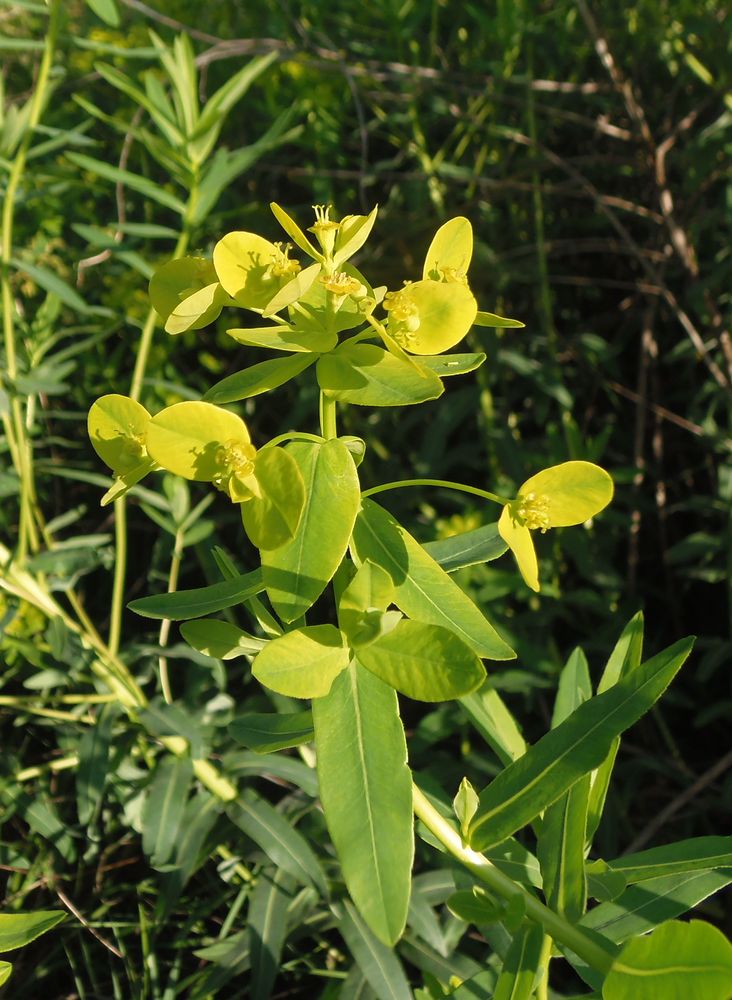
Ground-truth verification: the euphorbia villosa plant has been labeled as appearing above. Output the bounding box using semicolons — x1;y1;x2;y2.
89;205;732;999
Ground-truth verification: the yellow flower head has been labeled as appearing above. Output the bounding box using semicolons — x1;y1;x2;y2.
498;461;614;592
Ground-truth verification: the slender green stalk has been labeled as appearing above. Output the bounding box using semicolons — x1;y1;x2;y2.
158;528;184;704
1;0;62;559
319;391;338;439
109;224;192;652
362;478;510;506
412;785;615;977
535;933;553;1000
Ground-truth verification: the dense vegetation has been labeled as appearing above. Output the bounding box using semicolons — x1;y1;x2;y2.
1;1;730;997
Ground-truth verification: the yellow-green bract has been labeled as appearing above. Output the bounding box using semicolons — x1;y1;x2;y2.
498;461;614;591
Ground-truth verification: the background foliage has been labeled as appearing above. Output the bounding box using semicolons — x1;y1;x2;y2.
1;0;730;996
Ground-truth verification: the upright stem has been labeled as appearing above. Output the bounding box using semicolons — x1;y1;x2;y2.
158;527;184;704
108;226;192;652
319;392;338;439
1;0;62;559
412;785;615;977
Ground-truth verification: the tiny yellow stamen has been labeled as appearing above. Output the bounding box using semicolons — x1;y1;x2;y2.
384;283;421;346
265;242;301;280
320;271;364;298
309;205;340;256
516;491;551;532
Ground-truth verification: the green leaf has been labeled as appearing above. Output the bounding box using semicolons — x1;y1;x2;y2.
229;711;314;753
262;440;360;622
587;613;645;843
313;665;413;945
225;322;337;354
469;636;694;851
494;923;545;1000
9;257;92;313
447;888;503;926
252;625;350;698
453;778;479;838
204;354;316;405
579;869;732;944
179;618;265;658
417;352;486;377
263;261;322;317
449;971;498;999
66;151;185;213
333;206;379;266
601;920;732;1000
460;685;527;766
76;704;116;826
351;501;514;660
474;310;525;328
423;217;473;281
0;963;10;987
241;446;307;551
0;912;66;952
336;900;413;1000
129;568;264;620
356;620;486;701
422;523;507;573
248;869;295;1000
519;461;614;528
141;756;193;867
604;836;732;884
552;647;592;727
317;342;444;407
269;202;323;262
227;793;327;894
538;775;590;922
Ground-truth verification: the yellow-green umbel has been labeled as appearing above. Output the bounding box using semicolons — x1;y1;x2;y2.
498;461;614;592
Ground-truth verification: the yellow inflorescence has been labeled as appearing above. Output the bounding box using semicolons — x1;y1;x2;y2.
309;205;340;256
320;271;365;298
266;242;301;280
384;283;421;346
516;491;551;532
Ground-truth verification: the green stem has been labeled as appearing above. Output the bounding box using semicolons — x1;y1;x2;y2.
158;528;184;704
412;785;615;977
319;392;338;439
362;478;510;506
263;431;325;449
535;933;553;1000
109;220;193;652
1;0;62;559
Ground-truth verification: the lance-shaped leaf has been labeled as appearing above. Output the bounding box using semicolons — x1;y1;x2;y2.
204;353;316;405
469;636;694;851
226;322;337;354
240;446;306;551
0;912;67;952
229;711;314;754
141;756;194;868
423;522;507;573
601;836;732;885
129;568;264;620
180;619;265;658
474;310;525;328
494;923;545;1000
270;201;323;262
423;216;473;282
538;646;592;922
418;352;486;377
338;559;396;646
252;624;350;698
602;920;732;1000
333;205;378;265
262;439;360;621
351;500;514;660
263;261;321;317
313;664;413;945
317;342;444;407
356;619;486;701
